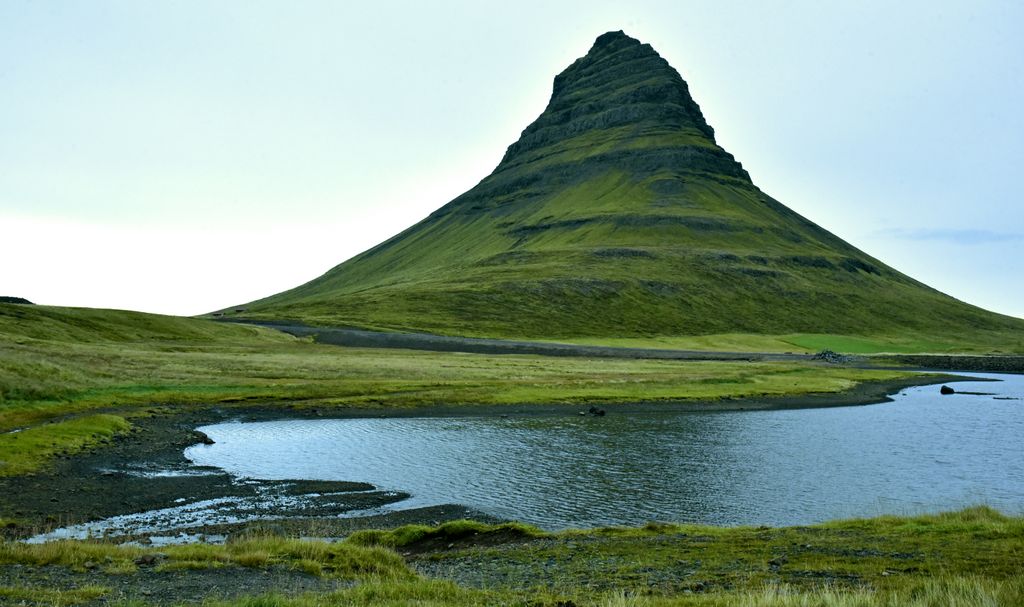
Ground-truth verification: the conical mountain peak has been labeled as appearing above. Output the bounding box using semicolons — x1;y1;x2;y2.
230;32;1023;343
499;30;722;171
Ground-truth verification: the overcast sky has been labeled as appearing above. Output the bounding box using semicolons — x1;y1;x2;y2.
2;0;1022;320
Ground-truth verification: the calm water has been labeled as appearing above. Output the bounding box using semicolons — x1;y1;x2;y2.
187;373;1024;529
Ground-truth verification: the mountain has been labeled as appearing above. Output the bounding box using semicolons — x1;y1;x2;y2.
223;31;1023;346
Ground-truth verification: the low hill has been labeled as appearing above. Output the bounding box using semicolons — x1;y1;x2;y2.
0;303;287;345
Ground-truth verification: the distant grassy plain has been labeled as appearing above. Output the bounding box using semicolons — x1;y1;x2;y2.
0;304;915;476
554;331;1023;354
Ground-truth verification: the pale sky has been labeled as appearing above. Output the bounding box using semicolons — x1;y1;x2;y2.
2;1;1022;320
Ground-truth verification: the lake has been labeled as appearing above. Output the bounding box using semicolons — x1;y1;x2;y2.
186;372;1024;529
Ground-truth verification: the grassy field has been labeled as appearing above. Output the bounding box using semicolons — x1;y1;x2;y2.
0;507;1020;605
0;304;915;477
554;332;1024;354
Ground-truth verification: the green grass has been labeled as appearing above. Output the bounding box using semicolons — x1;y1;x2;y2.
0;414;131;476
553;332;1018;354
552;333;813;353
0;535;409;579
0;304;916;476
346;519;543;549
778;334;983;355
346;507;1024;605
0;585;108;606
200;579;506;607
158;537;410;578
190;578;1024;607
1;508;1021;606
0;538;145;572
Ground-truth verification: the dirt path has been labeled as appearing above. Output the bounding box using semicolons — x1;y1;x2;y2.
227;320;1024;373
228;320;810;361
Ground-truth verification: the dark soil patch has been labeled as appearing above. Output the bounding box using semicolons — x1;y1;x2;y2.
400;527;539;556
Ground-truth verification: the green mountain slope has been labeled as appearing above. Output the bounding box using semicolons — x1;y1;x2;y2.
226;31;1023;344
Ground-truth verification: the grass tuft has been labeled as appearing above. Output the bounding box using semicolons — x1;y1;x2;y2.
346;519;544;549
0;585;109;606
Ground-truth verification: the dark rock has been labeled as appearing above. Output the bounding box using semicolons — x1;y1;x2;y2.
940;385;956;395
587;406;607;417
134;554;162;567
592;247;656;259
0;296;33;304
193;431;216;445
839;257;880;275
786;255;837;270
812;349;851;364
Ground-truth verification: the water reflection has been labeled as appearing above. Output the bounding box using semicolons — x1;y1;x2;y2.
187;373;1024;529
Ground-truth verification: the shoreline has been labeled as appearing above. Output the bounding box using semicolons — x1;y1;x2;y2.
0;371;974;541
221;371;965;422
